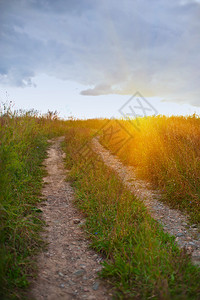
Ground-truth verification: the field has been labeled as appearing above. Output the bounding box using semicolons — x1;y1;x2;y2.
99;115;200;224
0;106;200;299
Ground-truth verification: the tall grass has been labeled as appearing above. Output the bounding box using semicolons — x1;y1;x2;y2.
1;106;199;298
99;115;200;223
0;105;69;299
64;127;200;299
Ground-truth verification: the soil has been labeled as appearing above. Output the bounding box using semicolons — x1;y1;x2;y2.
29;137;112;300
92;137;200;266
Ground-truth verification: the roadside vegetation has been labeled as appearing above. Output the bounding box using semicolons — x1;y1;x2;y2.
99;115;200;224
1;103;199;299
64;127;200;299
0;104;67;299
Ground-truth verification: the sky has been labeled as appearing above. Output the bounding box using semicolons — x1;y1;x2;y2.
0;0;200;119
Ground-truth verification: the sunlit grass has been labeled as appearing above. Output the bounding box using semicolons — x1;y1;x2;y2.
99;115;200;224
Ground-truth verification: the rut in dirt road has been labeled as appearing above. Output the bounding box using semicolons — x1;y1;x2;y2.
29;137;112;300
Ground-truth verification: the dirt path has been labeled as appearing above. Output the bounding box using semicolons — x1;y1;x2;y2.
29;137;112;300
92;137;200;266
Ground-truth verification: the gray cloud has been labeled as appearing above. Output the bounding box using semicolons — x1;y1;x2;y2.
0;0;200;105
81;84;117;96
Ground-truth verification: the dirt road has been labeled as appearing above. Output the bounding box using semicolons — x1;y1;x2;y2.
29;137;111;300
92;137;200;266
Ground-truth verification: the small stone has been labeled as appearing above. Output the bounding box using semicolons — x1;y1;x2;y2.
58;272;64;277
68;280;76;285
176;233;184;237
73;219;81;224
60;284;65;288
80;264;86;269
73;269;86;277
191;224;197;228
92;281;100;291
187;246;193;252
188;242;197;247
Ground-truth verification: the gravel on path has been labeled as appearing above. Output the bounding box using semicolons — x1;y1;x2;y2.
29;137;112;300
92;137;200;266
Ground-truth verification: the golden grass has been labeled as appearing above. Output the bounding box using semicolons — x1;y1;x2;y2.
99;115;200;223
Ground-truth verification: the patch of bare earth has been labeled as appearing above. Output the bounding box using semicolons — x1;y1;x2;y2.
29;137;112;300
92;137;200;266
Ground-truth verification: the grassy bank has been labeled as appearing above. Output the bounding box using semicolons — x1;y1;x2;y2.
63;127;200;299
0;106;68;299
99;115;200;224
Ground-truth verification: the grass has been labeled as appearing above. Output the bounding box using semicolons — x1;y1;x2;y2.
98;115;200;224
63;127;200;299
0;105;69;299
1;105;199;299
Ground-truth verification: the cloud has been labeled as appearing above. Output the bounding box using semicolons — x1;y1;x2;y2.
81;84;117;96
0;0;200;106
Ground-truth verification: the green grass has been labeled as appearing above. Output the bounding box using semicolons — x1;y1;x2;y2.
0;117;48;299
0;106;69;299
64;127;200;299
